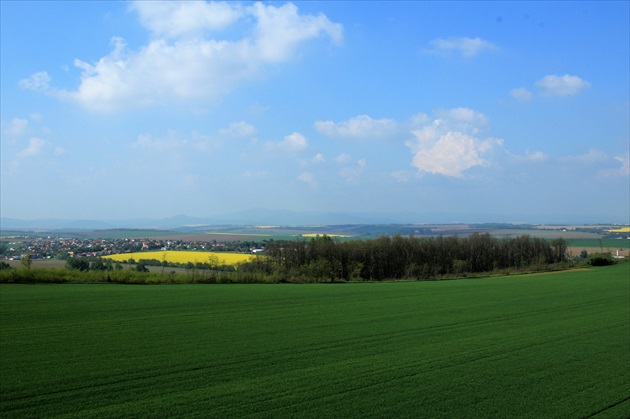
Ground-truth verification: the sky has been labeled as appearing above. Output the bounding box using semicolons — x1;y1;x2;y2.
1;1;629;224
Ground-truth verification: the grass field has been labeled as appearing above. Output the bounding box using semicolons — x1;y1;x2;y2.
103;250;255;265
1;264;628;418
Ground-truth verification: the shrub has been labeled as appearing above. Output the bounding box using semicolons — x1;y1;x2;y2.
590;253;614;266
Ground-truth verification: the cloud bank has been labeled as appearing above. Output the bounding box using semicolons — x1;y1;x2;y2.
19;1;343;112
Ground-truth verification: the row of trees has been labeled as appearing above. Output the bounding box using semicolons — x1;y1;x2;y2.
252;234;569;282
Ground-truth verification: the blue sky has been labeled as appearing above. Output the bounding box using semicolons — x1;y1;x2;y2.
1;1;628;224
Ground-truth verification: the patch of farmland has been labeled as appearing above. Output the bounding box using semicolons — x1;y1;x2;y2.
567;238;630;250
148;233;271;242
103;250;255;265
488;228;604;239
1;264;628;418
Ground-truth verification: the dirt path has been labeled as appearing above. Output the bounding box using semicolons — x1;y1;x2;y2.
516;268;591;277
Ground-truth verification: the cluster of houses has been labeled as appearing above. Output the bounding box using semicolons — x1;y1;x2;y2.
1;236;265;261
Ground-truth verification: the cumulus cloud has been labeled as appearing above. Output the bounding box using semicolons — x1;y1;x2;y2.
3;118;29;138
312;153;325;163
556;149;629;178
510;87;533;102
405;108;502;177
131;130;221;154
434;108;489;133
536;74;591;96
251;2;342;62
610;155;630;176
130;1;243;38
20;1;343;111
525;150;548;161
315;115;398;139
338;159;366;183
297;171;318;188
426;37;496;57
132;132;187;152
265;132;308;152
19;71;51;92
219;121;257;137
562;148;608;162
17;137;48;158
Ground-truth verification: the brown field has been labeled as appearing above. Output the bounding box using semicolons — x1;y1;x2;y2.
5;259;66;269
567;247;630;257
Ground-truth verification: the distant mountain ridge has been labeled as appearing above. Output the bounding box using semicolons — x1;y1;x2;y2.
1;209;402;231
0;208;620;231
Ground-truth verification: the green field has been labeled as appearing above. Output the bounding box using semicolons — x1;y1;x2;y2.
566;238;630;250
1;265;628;418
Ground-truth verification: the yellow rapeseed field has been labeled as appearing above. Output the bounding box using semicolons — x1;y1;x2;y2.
103;251;255;266
608;227;630;233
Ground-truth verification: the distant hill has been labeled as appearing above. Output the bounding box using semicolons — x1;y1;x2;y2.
0;208;623;231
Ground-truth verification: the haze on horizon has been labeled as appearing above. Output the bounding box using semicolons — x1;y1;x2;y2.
1;1;628;224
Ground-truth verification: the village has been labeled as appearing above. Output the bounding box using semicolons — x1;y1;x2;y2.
0;235;263;261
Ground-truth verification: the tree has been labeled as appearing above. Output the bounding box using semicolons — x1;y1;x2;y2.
20;254;32;269
550;238;568;263
579;250;588;259
65;257;89;271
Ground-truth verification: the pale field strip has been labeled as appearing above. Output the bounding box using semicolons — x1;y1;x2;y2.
302;233;352;238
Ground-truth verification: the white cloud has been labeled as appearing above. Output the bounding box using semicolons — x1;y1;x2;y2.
524;150;548;161
265;132;308;152
427;37;496;57
391;171;414;182
297;171;318;188
560;149;629;178
19;71;51;92
3;118;28;138
22;2;343;112
562;148;608;162
315;115;398;139
130;1;243;38
243;170;269;179
434;108;489;133
405;108;501;177
312;153;325;163
610;155;630;176
536;74;591;96
251;2;343;62
132;132;187;152
338;159;366;183
219;121;257;137
17;137;48;158
131;130;219;153
335;153;352;163
407;131;499;177
510;87;533;102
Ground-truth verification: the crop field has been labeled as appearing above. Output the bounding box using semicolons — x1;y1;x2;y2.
302;233;352;238
1;264;628;418
566;238;630;250
103;250;256;265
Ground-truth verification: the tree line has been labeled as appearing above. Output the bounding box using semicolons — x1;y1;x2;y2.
1;234;578;284
248;234;569;282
